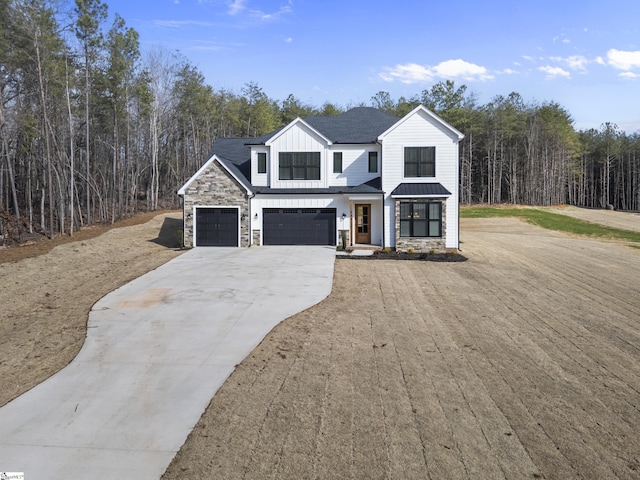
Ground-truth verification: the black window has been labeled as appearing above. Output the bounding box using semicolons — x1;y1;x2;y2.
257;152;267;174
333;152;342;173
404;147;435;177
279;152;321;180
368;151;378;173
399;201;442;237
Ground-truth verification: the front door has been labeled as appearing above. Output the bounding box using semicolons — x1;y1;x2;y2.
355;204;371;244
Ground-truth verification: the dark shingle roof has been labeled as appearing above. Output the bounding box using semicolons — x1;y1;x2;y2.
303;107;398;144
209;137;252;185
207;108;401;188
245;108;399;145
391;183;451;197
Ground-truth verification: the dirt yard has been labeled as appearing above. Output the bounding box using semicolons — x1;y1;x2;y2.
2;208;640;479
0;211;184;407
163;213;640;479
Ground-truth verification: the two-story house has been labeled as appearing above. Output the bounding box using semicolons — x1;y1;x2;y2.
178;105;464;252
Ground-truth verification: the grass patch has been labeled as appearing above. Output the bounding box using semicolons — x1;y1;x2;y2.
461;206;640;244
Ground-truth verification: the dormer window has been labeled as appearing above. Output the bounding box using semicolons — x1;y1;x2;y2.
333;152;343;173
257;152;267;174
368;152;378;173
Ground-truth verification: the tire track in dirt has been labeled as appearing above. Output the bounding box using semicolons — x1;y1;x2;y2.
452;221;640;478
466;228;640;405
422;263;621;479
164;218;640;479
397;262;545;479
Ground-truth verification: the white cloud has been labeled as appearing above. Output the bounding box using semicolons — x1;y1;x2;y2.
607;49;640;71
380;59;493;84
553;35;571;45
188;40;244;51
538;65;571;79
434;59;494;81
228;0;247;15
620;71;639;79
249;3;293;22
549;55;590;72
284;37;293;43
226;0;293;22
154;20;216;28
380;63;434;83
565;55;589;71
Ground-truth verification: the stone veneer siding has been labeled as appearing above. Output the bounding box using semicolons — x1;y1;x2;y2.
182;159;249;247
252;229;261;246
394;198;447;253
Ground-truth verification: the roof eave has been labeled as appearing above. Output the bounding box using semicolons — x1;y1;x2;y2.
177;154;253;196
390;194;451;198
265;117;333;146
378;105;465;142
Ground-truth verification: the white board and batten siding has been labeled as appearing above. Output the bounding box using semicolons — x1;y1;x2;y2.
251;147;269;187
328;145;381;187
380;108;461;249
267;122;329;189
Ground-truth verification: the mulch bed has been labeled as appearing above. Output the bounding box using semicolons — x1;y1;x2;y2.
338;250;468;262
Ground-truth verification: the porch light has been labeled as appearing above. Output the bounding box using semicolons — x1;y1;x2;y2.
254;213;258;219
341;212;347;220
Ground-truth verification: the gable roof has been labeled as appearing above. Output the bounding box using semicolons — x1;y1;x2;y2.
245;107;399;146
177;152;252;196
264;118;333;146
303;107;399;144
378;105;464;141
180;106;462;193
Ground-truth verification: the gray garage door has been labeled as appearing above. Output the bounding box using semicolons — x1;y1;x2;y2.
195;207;238;246
263;208;336;245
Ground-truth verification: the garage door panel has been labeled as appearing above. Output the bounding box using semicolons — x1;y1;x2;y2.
196;207;239;246
263;208;335;246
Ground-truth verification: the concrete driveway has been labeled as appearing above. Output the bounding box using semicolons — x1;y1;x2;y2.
0;246;335;479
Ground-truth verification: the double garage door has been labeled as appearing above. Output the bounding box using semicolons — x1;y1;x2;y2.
195;207;239;246
263;208;336;246
195;207;336;246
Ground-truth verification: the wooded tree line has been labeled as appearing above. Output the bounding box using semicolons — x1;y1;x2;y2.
1;0;639;243
386;84;640;211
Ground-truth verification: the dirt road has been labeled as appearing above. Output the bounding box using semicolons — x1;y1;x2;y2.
164;216;640;479
543;205;640;232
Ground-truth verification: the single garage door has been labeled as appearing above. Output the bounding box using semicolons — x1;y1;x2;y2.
263;208;336;245
195;207;239;246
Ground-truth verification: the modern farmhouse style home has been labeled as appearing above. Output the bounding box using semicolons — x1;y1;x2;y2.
178;105;464;252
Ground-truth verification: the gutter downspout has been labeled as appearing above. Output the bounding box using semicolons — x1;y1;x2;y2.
377;139;386;249
177;190;185;248
381;191;386;249
248;192;255;246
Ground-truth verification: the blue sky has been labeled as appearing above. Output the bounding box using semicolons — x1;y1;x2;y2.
102;0;640;133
